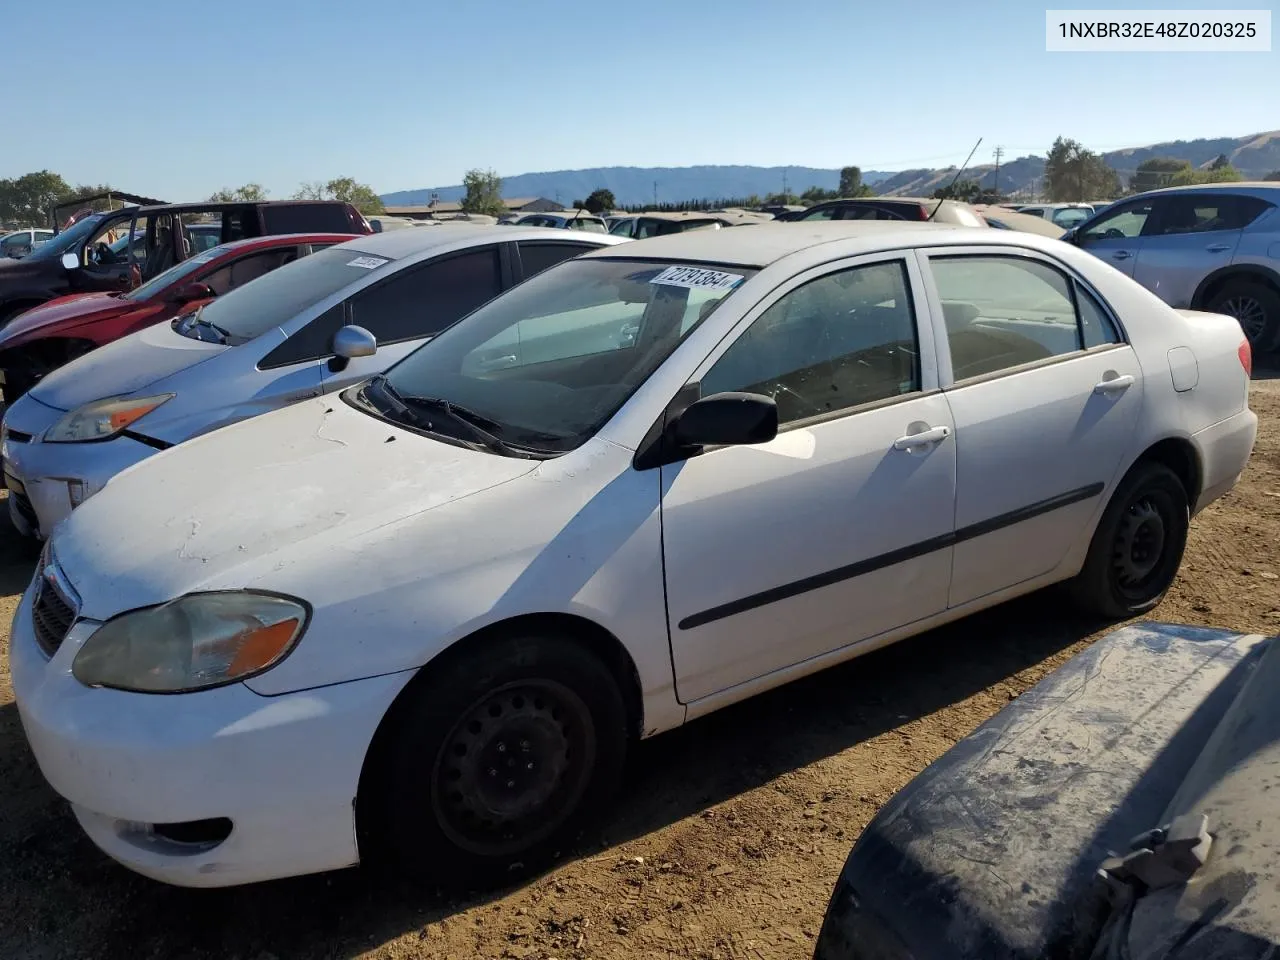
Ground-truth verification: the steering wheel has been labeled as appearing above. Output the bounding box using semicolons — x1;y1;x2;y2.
92;241;114;265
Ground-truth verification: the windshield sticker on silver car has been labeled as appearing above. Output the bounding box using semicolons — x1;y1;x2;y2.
346;256;389;269
649;266;744;291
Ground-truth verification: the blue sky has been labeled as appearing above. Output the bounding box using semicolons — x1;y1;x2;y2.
3;0;1275;198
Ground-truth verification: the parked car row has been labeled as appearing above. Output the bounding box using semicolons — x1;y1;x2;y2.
4;218;1255;897
1;228;55;259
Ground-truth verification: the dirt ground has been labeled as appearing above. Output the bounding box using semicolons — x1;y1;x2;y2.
1;374;1278;960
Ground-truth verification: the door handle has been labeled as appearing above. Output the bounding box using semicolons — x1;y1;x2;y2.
1094;373;1135;395
1110;250;1131;261
1205;243;1230;253
893;424;951;451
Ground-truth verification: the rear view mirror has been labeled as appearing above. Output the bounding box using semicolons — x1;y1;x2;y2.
61;253;79;271
672;391;778;448
175;281;215;303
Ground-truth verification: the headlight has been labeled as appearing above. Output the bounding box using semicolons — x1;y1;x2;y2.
44;394;173;443
72;591;309;693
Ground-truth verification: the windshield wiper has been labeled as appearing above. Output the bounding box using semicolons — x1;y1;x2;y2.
366;376;546;459
176;306;232;344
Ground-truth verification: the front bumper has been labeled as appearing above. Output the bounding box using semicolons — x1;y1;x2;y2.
9;582;415;888
2;395;158;538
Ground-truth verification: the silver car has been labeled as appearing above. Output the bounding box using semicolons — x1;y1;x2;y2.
1;226;627;540
1066;183;1280;350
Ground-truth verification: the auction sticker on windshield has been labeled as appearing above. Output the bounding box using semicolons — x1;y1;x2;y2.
650;266;744;291
346;256;390;269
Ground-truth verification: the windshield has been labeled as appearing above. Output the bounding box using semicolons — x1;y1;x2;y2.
24;214;110;261
188;246;388;343
365;258;756;453
122;245;223;302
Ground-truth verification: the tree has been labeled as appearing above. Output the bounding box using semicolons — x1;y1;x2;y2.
0;170;73;226
291;177;384;214
1209;153;1231;170
460;168;505;217
1168;163;1244;186
1129;157;1191;194
838;166;873;198
582;188;616;214
801;185;836;205
209;183;268;202
1265;171;1280;181
933;178;980;202
1043;137;1122;201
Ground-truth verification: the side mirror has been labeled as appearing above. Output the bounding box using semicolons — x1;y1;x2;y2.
333;324;377;360
175;281;215;303
61;252;79;271
671;391;778;448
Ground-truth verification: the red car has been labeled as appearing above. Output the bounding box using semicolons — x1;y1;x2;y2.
0;232;356;405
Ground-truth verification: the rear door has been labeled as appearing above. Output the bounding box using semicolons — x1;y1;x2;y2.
1075;197;1156;278
513;239;604;282
1132;193;1251;308
919;249;1142;607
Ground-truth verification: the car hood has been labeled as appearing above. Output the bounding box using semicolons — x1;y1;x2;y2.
53;396;540;618
0;292;127;346
27;319;223;411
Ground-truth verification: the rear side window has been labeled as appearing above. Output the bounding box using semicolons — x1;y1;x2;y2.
350;246;502;344
1149;194;1258;235
1232;195;1274;229
261;203;355;234
518;241;596;278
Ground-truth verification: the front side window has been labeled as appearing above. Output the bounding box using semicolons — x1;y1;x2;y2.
798;205;838;221
930;255;1095;380
188;246;389;344
350;247;502;344
1080;200;1154;243
609;219;635;237
366;259;755;452
700;260;919;425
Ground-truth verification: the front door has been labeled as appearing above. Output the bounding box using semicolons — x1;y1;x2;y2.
661;254;957;703
920;250;1143;607
1076;196;1156;279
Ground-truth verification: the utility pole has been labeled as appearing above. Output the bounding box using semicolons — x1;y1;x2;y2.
992;145;1004;199
653;180;658;208
782;167;789;200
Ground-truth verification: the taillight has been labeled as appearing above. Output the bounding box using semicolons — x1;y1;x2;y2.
1238;338;1252;378
919;204;930;220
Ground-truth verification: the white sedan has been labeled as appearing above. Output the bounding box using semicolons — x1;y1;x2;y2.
10;222;1256;890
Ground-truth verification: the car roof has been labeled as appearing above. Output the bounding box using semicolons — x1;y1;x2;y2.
336;223;629;260
1133;182;1280;197
583;220;984;267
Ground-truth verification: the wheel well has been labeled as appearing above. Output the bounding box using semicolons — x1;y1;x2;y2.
1134;438;1201;504
355;613;645;827
1193;267;1280;309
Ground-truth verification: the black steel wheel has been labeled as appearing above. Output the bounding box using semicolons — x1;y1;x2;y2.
432;679;595;858
359;632;628;888
1069;461;1189;618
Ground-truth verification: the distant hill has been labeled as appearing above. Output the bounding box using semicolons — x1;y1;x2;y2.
381;165;895;208
381;132;1280;207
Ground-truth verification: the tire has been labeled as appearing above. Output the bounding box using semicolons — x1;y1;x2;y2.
358;633;628;889
1068;461;1189;619
1206;280;1280;353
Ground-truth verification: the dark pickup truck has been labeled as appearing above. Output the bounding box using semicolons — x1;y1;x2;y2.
814;621;1278;960
0;199;372;327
